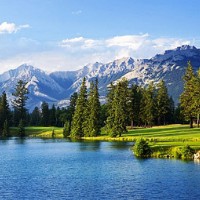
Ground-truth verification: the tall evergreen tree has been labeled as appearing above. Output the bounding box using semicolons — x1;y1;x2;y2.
12;80;29;125
83;79;101;137
156;80;170;125
41;102;50;126
140;82;155;127
50;104;56;126
128;84;142;127
65;92;78;133
0;92;10;134
106;79;129;137
180;62;196;128
2;119;10;137
191;68;200;127
105;82;116;135
71;77;87;138
30;106;41;126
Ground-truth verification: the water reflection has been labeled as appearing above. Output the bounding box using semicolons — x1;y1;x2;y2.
0;138;9;145
14;137;27;145
78;141;101;151
194;159;200;165
109;141;133;150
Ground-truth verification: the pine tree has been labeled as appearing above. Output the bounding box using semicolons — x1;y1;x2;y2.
191;68;200;127
105;82;116;136
2;119;10;137
128;84;142;127
41;101;50;126
83;79;101;137
140;82;155;127
50;104;56;126
65;92;78;133
63;121;71;138
30;107;41;126
0;92;10;134
71;77;87;138
12;80;29;125
156;80;170;125
180;62;196;128
106;79;129;137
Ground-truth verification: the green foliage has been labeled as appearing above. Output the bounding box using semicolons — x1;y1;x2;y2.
0;92;10;134
12;80;29;124
180;145;195;160
63;121;71;138
18;119;25;137
71;77;87;138
2;119;10;137
50;104;56;126
156;80;170;125
170;147;182;159
52;129;55;138
133;138;152;158
106;78;129;137
128;84;142;127
30;106;41;126
83;79;101;137
67;92;78;122
180;62;197;128
41;101;49;126
140;82;155;126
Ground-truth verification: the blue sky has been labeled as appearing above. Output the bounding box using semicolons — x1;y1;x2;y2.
0;0;199;73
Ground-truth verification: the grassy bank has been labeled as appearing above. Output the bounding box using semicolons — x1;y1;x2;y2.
10;124;200;153
10;126;64;138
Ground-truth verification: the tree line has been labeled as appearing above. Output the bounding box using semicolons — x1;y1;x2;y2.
0;61;197;138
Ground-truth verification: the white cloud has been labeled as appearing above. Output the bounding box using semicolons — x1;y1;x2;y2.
59;34;192;61
106;34;149;49
59;37;102;49
0;22;30;34
72;10;82;15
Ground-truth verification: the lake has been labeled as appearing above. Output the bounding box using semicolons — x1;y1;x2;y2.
0;138;200;200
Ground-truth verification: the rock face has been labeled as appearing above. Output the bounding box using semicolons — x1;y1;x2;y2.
194;151;200;160
0;45;200;110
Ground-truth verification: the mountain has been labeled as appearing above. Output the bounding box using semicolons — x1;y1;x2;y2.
118;45;200;103
0;45;200;110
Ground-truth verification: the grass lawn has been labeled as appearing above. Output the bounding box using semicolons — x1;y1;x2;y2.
10;126;64;138
83;124;200;150
10;124;200;150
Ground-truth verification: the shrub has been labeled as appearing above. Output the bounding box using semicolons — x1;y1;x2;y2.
180;145;195;160
171;147;182;159
52;129;55;138
133;138;152;158
63;121;71;138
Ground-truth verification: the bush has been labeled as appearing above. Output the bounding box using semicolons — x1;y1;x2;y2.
133;138;152;158
63;121;71;138
52;129;55;138
180;145;195;160
171;147;182;159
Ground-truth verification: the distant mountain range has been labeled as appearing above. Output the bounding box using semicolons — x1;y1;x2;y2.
0;45;200;111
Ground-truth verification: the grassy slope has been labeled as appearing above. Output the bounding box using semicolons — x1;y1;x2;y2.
10;126;64;138
84;124;200;149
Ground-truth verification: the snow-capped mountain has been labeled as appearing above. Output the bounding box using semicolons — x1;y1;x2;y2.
0;45;200;110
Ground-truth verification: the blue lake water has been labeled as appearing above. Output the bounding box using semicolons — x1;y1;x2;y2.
0;138;200;200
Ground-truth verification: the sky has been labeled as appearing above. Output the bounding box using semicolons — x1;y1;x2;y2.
0;0;200;73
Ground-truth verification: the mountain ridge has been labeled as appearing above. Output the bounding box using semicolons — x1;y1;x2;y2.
0;45;200;110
